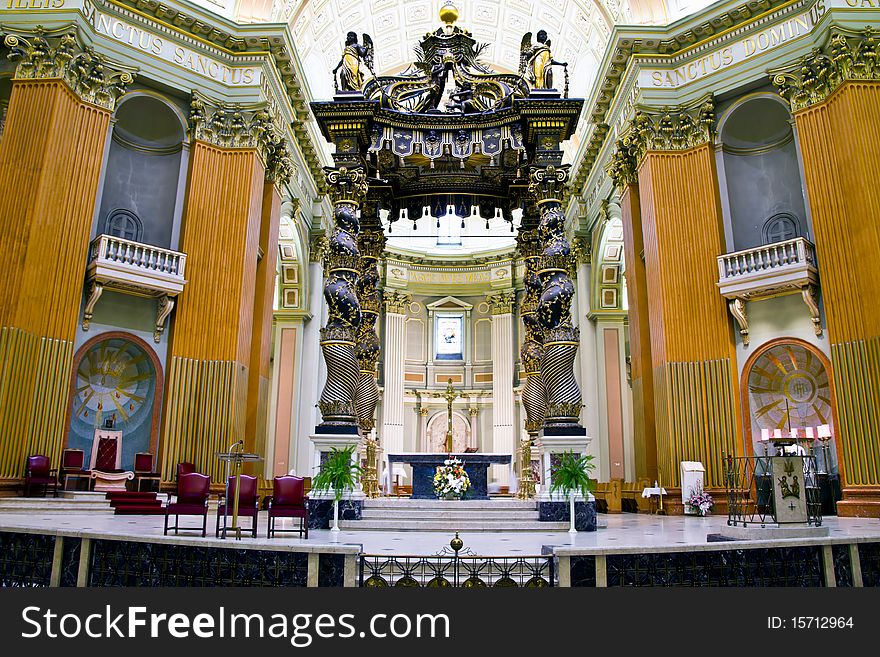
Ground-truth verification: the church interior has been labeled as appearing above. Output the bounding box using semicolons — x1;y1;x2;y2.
0;0;879;588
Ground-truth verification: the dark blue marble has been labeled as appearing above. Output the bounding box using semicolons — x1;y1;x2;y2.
307;499;363;529
538;500;597;531
388;453;511;500
318;553;345;587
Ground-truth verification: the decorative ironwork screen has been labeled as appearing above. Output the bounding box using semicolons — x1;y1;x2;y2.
360;554;554;587
723;454;822;527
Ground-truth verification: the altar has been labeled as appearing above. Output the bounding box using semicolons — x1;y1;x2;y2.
387;453;513;500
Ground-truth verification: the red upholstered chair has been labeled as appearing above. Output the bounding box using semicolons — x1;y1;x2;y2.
60;449;90;491
164;473;210;537
133;452;160;492
94;436;119;472
267;476;308;539
24;455;58;497
175;461;195;496
216;475;259;538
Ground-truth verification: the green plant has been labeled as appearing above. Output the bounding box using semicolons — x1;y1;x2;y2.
311;445;363;501
549;451;596;499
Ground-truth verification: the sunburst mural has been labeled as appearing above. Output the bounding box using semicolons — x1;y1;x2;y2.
68;337;156;470
748;343;832;434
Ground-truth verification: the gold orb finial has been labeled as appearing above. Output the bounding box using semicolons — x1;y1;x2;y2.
440;1;459;24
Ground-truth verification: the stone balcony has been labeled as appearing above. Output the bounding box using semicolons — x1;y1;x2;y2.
716;237;821;346
82;234;187;341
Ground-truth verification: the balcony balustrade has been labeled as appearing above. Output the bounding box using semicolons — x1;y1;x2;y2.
83;234;188;341
716;237;821;346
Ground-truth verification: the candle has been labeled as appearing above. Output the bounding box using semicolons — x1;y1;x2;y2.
773;429;783;440
761;428;771;442
805;427;815;440
790;428;799;439
817;424;832;439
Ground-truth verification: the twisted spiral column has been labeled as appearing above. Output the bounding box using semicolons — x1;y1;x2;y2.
531;166;583;431
354;229;385;433
517;229;545;498
318;167;367;431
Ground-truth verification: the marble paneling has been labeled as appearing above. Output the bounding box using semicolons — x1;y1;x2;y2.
538;500;597;531
307;499;363;529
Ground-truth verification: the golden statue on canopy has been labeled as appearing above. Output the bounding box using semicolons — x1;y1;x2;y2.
333;31;374;92
519;30;568;91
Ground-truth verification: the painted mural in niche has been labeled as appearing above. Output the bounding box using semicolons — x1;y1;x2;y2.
747;342;833;464
426;411;470;454
68;337;157;471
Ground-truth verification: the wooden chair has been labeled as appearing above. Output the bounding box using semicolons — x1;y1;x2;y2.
267;476;308;539
60;449;90;491
24;455;58;497
133;453;160;492
216;474;259;538
164;473;210;537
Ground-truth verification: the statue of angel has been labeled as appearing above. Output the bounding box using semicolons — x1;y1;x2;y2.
333;32;374;92
519;30;567;90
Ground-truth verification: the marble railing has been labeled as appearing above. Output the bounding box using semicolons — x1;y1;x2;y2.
717;237;817;298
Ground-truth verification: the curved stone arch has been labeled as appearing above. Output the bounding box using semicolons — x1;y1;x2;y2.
425;409;472;453
113;89;189;146
65;331;164;468
739;337;841;471
590;209;626;314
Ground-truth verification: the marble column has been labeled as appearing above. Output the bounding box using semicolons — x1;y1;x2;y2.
381;291;411;454
487;290;516;487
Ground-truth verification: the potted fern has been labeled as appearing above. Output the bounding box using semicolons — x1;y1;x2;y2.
311;445;363;533
549;451;596;534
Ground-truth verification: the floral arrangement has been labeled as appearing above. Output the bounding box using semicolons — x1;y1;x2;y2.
433;457;471;499
687;489;714;516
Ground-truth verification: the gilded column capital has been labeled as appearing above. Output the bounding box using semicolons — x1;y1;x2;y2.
309;232;329;263
358;229;386;262
486;290;516;315
527;164;570;204
5;28;135;110
571;235;592;265
468;406;480;418
325;166;369;206
772;27;880;113
620;97;716;163
383;291;412;314
606;131;640;191
189;94;295;187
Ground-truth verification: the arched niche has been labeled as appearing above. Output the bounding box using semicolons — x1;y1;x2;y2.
591;213;626;313
717;93;810;252
425;410;472;453
741;338;839;474
66;332;164;471
96;91;188;250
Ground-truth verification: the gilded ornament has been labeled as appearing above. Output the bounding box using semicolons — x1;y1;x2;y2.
5;28;134;110
519;30;569;95
772;28;880;112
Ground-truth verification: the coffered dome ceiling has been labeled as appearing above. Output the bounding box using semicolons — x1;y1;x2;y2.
211;0;718;101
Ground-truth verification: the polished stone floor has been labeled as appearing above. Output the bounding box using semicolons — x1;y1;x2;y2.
1;509;878;556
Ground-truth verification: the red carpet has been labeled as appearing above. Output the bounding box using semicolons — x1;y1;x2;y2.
106;491;166;515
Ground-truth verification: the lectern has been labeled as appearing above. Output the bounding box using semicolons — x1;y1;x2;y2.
216;441;262;540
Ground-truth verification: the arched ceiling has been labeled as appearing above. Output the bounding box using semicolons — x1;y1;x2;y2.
269;0;621;101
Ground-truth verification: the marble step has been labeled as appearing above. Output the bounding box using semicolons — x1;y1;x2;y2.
0;496;114;513
339;519;570;532
363;499;537;510
361;508;539;520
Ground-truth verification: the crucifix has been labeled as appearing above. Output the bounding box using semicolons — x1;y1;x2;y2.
434;378;463;453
